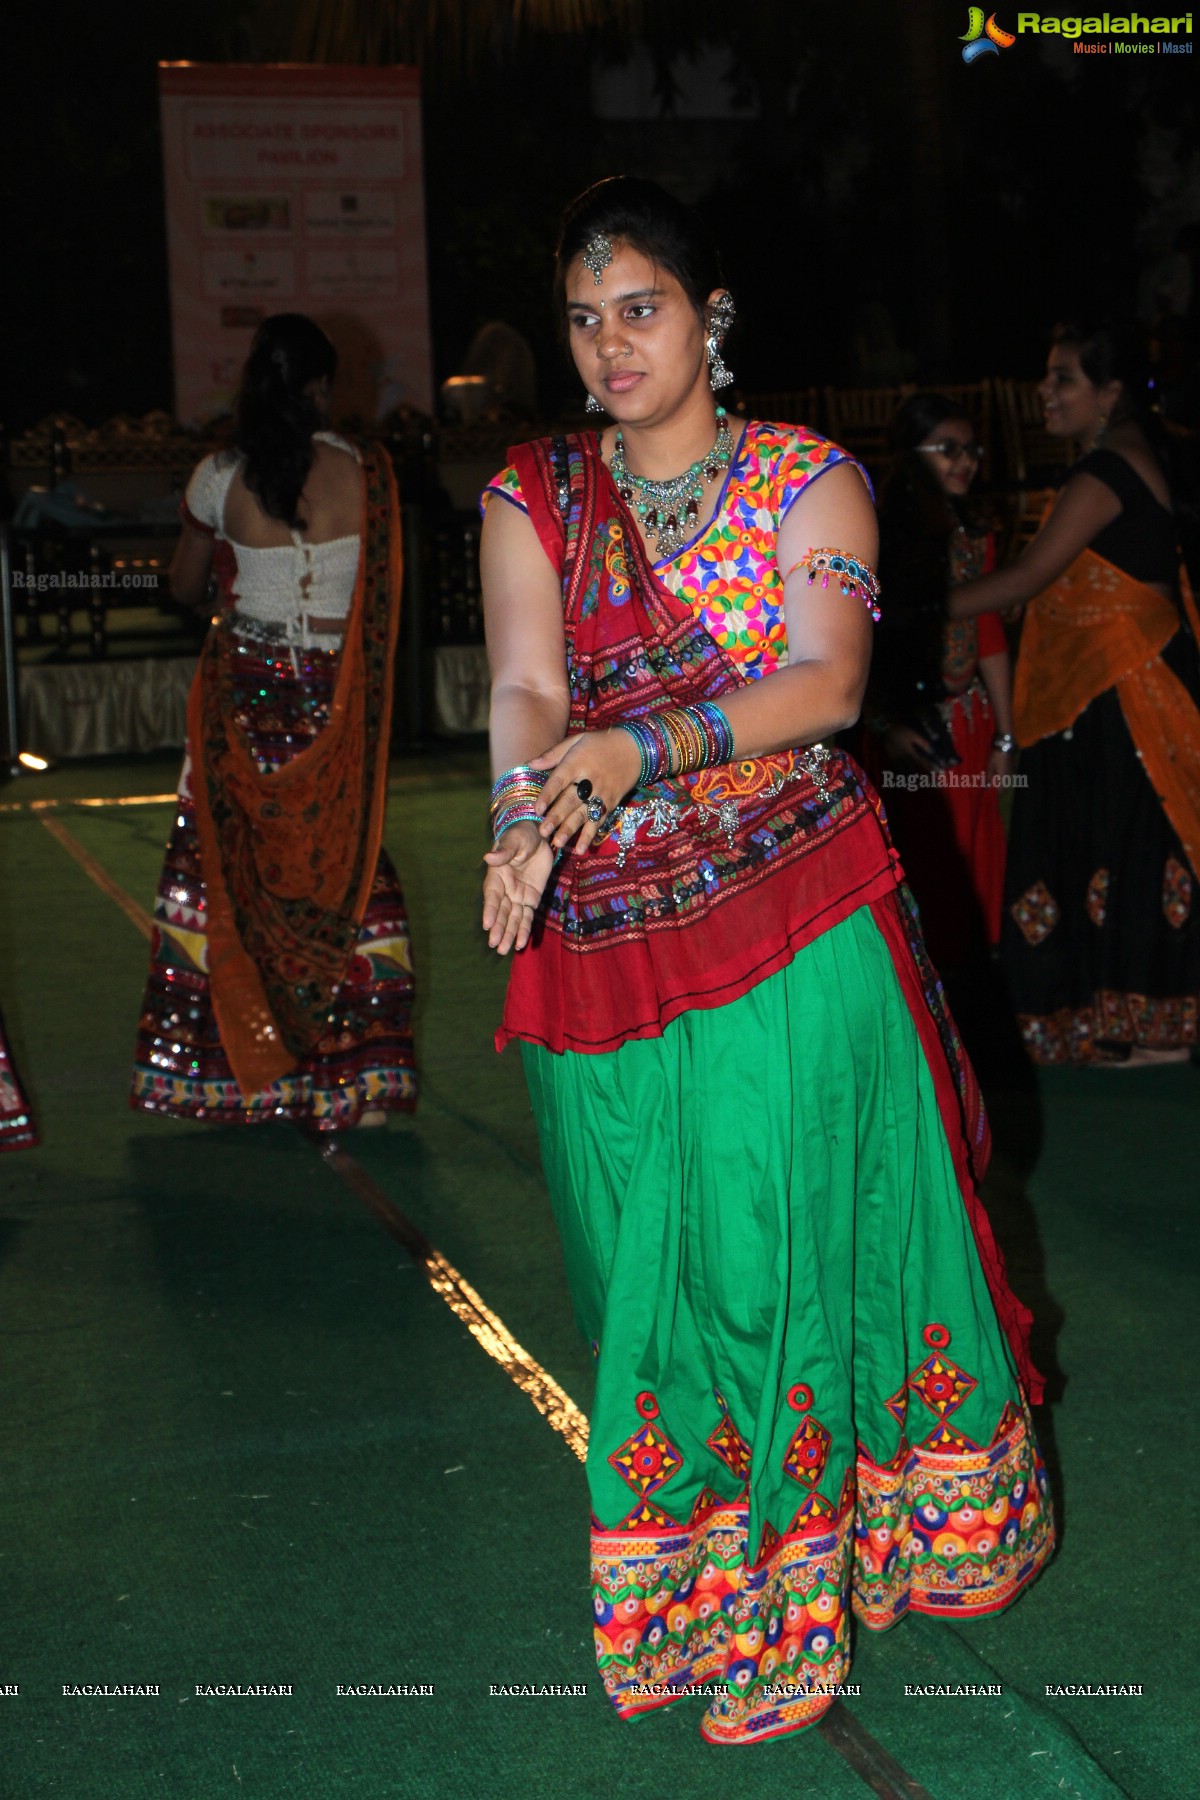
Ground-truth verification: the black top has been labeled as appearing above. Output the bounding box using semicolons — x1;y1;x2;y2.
1070;446;1178;586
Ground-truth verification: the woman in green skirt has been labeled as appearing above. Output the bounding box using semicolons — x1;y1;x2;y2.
479;177;1053;1747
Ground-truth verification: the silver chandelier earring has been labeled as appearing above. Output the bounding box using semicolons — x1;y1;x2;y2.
585;392;605;415
707;293;736;391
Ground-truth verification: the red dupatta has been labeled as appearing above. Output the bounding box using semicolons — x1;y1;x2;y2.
187;441;403;1099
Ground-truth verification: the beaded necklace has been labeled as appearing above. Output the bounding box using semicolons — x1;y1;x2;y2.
609;406;734;561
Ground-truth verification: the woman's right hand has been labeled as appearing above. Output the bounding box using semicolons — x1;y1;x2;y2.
482;821;556;955
883;725;936;773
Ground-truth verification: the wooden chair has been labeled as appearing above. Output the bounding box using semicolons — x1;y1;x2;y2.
997;486;1057;562
822;385;917;484
994;377;1078;487
740;389;823;432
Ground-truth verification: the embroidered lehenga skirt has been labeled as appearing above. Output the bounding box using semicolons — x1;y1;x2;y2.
523;902;1052;1746
1003;633;1200;1063
130;637;417;1127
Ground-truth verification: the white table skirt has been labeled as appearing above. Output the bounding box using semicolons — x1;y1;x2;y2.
433;644;490;735
20;656;194;759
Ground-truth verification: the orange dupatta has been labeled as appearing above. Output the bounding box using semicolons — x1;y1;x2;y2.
1013;546;1200;875
186;442;403;1099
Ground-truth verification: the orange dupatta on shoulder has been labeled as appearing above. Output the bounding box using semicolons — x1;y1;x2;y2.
1013;547;1200;874
186;442;403;1099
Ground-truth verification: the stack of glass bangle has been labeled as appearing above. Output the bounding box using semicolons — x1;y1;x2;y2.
619;701;735;787
490;764;548;841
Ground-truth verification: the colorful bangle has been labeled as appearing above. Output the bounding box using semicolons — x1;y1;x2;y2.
489;763;548;840
784;548;882;622
492;803;542;840
618;701;735;787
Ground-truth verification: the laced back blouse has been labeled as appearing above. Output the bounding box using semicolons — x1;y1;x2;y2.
182;430;362;648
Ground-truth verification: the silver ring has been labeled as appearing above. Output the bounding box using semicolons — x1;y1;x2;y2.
587;797;605;822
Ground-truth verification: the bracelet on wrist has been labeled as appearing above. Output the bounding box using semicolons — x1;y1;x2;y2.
991;732;1016;754
618;701;735;787
489;763;549;839
491;805;542;843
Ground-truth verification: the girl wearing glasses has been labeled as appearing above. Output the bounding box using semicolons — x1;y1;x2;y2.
867;394;1015;971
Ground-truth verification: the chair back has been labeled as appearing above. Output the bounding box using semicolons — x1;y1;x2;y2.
994;378;1079;486
740;389;823;433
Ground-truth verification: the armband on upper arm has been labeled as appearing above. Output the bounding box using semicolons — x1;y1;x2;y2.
782;549;881;621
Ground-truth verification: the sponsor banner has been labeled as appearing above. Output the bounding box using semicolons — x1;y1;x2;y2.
158;63;433;424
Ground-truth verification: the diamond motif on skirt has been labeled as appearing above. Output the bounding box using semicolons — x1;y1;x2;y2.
608;1422;683;1498
908;1352;977;1418
616;1498;677;1528
1163;856;1192;929
706;1411;752;1485
753;1520;782;1567
921;1421;981;1452
995;1399;1023;1437
782;1415;831;1488
884;1384;907;1426
1086;868;1109;927
1011;880;1060;946
786;1489;839;1535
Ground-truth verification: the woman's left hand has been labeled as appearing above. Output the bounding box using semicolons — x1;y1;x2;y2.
986;745;1017;788
531;729;643;854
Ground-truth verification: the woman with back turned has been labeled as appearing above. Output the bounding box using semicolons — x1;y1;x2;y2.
131;313;417;1127
477;178;1052;1745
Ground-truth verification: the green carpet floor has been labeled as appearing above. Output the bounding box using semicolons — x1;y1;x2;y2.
0;753;1194;1799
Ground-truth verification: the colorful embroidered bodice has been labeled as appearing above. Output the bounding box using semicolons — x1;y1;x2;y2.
483;421;861;680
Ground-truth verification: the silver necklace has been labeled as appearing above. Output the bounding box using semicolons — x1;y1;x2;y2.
610;407;733;560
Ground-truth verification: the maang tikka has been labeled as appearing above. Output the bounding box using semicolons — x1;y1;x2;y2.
581;231;614;408
707;293;736;390
582;232;613;284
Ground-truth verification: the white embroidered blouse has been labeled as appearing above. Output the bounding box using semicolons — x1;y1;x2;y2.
182;431;362;647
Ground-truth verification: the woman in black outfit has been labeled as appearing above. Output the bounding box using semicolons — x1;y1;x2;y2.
951;321;1200;1065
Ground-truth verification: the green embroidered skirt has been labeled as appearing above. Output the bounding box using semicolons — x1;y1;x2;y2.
522;902;1053;1746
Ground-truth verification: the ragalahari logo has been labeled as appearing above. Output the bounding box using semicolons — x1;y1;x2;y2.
961;8;1017;59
